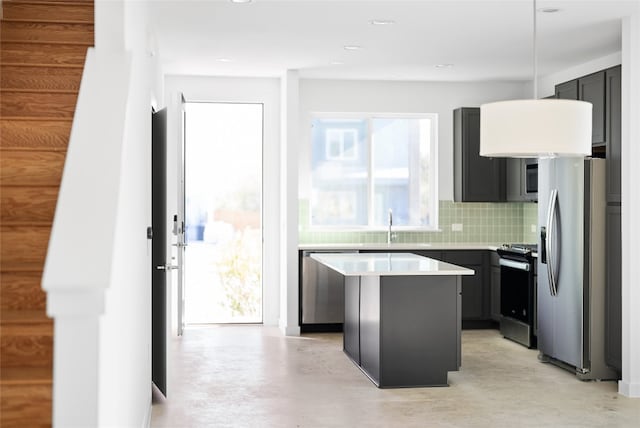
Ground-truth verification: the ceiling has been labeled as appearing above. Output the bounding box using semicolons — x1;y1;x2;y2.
150;0;638;82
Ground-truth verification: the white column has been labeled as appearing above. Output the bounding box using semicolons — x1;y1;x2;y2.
620;10;640;398
49;292;103;427
279;70;301;336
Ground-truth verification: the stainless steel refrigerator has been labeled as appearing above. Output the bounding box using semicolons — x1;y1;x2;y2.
537;157;617;380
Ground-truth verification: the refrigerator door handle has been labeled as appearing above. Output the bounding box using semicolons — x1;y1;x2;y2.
546;189;559;296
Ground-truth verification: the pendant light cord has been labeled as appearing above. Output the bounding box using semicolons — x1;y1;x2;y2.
533;0;538;99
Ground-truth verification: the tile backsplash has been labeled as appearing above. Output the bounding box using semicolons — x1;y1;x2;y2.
299;200;538;245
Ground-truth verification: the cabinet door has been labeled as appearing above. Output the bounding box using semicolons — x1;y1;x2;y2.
490;253;501;322
578;71;606;146
605;205;622;371
605;66;621;203
506;158;524;202
461;267;485;320
555;80;578;100
453;108;505;202
442;251;487;320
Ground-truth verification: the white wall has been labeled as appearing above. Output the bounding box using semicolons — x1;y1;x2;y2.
97;50;153;426
164;75;281;330
620;10;640;398
298;79;527;201
98;1;159;426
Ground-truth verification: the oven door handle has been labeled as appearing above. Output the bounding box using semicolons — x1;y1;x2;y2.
499;258;531;272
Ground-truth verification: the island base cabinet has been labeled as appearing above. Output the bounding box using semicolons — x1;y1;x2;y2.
344;277;361;364
360;276;381;382
344;275;462;388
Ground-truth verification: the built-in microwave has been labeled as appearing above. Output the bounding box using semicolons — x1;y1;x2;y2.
525;159;538;197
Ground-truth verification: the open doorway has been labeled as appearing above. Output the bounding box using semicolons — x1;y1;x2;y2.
183;102;263;324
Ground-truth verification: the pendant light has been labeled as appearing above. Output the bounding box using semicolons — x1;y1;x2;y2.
479;0;592;158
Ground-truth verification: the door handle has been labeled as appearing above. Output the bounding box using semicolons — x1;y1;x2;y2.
546;189;558;296
156;264;178;271
172;243;188;248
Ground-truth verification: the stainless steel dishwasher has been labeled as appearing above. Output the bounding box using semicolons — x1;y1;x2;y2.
301;250;357;329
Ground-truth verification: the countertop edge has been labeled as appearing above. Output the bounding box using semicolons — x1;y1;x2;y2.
299;243;503;251
310;253;476;277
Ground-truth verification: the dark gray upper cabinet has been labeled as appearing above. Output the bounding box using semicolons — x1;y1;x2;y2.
555;80;578;100
453;107;505;202
606;65;622;203
506;159;524;202
555;72;606;147
579;71;606;147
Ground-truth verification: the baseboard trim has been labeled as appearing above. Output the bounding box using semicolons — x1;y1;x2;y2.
279;324;301;336
618;380;640;397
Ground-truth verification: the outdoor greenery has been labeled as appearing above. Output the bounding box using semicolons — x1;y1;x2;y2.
216;229;261;319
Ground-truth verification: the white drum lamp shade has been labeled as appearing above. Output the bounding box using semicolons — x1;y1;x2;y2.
480;99;593;158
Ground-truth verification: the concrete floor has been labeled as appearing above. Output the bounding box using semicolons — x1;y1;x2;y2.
151;326;639;428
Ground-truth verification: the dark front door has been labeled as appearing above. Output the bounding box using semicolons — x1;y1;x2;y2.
152;107;168;396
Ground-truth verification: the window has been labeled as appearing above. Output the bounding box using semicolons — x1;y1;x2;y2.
310;114;438;229
325;128;358;160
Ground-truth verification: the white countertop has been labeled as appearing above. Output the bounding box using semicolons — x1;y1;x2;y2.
310;252;475;277
299;242;503;251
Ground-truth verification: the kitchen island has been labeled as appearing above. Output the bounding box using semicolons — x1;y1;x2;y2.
311;252;474;388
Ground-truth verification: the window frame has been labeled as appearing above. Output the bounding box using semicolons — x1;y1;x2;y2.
309;112;439;232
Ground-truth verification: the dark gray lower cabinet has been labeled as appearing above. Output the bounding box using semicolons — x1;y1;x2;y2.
441;251;488;322
490;252;501;322
605;205;622;371
344;274;461;387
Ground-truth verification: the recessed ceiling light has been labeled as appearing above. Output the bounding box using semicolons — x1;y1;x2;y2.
537;7;561;13
343;45;362;51
435;63;454;69
370;19;395;26
230;0;252;3
217;58;233;62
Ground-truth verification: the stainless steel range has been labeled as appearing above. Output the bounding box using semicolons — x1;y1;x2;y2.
497;243;537;348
